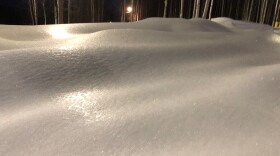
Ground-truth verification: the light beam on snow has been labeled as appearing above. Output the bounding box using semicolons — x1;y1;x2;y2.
48;26;72;39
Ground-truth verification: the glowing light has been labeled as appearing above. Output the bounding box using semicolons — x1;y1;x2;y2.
126;6;133;13
48;26;72;39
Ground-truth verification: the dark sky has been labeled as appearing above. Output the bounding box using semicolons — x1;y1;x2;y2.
0;0;122;25
0;0;30;24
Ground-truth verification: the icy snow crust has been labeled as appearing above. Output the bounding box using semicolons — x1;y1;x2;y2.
0;18;280;156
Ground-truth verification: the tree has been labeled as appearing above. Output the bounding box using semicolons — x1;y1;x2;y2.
209;0;214;20
248;0;255;21
195;0;200;18
193;0;197;17
42;0;47;24
180;0;184;18
28;0;35;25
131;0;134;21
273;0;280;25
54;0;64;24
261;0;268;24
202;0;211;18
91;0;95;22
33;0;38;24
58;0;64;23
68;0;71;23
163;0;168;18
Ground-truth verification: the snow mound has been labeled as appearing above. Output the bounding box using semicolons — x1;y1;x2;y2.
212;17;273;31
1;18;280;156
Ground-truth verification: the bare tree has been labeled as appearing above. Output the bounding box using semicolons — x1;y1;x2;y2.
91;0;95;22
221;0;225;17
248;0;255;21
180;0;184;18
202;0;211;18
122;0;126;22
68;0;71;23
42;0;47;24
276;1;280;26
209;0;214;20
33;0;38;24
28;0;35;25
58;0;64;23
261;0;268;24
54;0;58;24
193;0;197;18
131;0;134;21
54;0;64;24
163;0;168;18
195;0;201;18
273;0;279;26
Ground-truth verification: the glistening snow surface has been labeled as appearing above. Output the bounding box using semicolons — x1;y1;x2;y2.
0;18;280;156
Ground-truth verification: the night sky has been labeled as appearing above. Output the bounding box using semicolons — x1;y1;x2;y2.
0;0;122;25
0;0;30;24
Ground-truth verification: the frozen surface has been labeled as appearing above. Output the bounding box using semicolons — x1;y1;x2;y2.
0;18;280;156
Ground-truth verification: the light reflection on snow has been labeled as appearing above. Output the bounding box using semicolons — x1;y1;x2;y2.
58;45;76;51
62;90;106;122
271;35;280;43
58;38;85;51
48;26;73;39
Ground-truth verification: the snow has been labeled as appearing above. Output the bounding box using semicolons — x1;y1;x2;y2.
0;18;280;156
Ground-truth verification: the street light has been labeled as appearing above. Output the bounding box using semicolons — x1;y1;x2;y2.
126;6;132;13
125;6;133;22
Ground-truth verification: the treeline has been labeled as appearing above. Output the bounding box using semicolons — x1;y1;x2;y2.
28;0;105;24
135;0;280;26
27;0;279;26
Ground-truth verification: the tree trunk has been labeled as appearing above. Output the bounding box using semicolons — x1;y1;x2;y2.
195;0;200;18
202;0;210;18
193;0;197;18
276;1;280;24
256;0;261;22
262;0;268;23
101;0;104;21
123;0;126;22
248;0;254;21
58;0;64;24
42;0;47;24
28;0;35;25
91;0;95;22
235;0;241;19
163;0;168;18
33;0;38;25
221;0;225;17
209;0;214;20
273;0;279;26
169;0;172;17
136;0;139;21
131;0;134;21
261;0;268;24
180;0;184;18
68;0;71;23
54;0;58;24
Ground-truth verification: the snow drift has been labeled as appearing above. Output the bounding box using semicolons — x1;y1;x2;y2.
0;18;280;156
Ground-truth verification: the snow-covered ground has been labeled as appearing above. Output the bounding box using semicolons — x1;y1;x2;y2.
0;18;280;156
